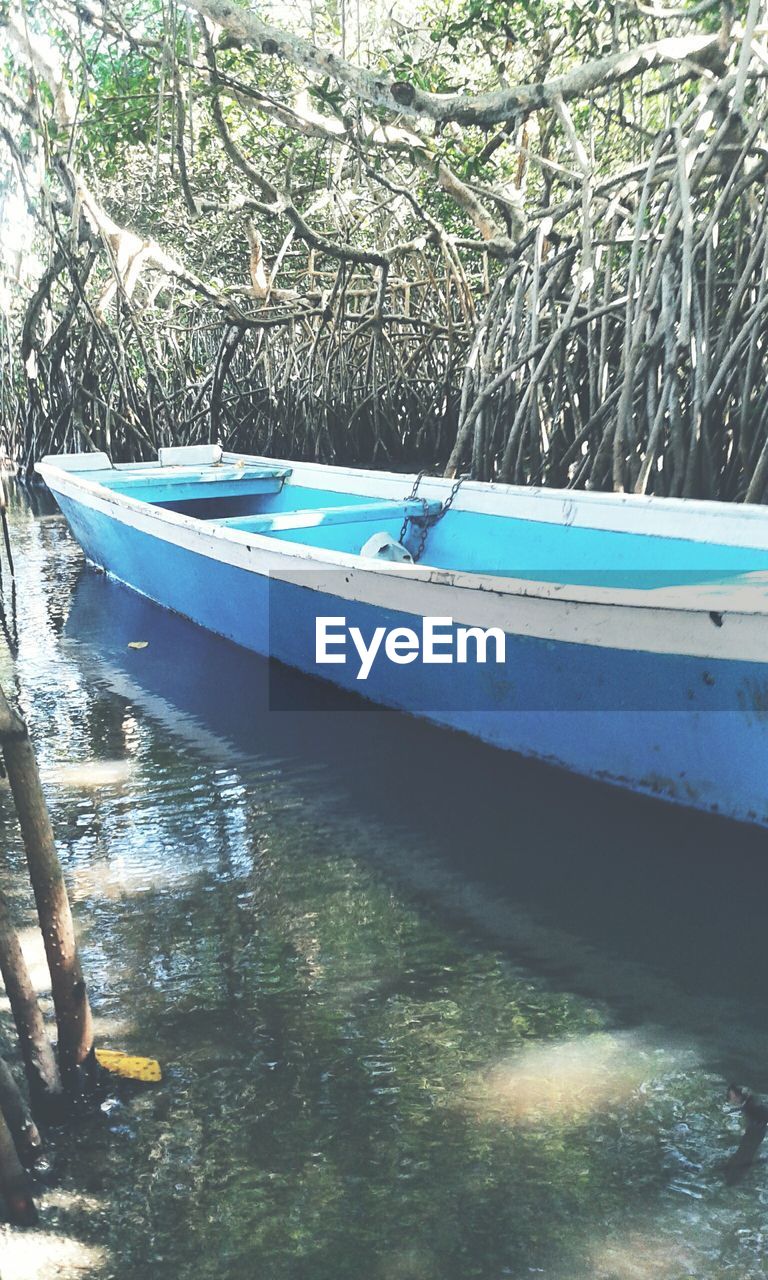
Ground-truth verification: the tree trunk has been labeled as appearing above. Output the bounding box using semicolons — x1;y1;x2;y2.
0;1106;37;1225
0;687;95;1094
0;888;63;1112
0;1056;44;1167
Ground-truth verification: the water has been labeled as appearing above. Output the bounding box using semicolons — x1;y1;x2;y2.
1;487;768;1280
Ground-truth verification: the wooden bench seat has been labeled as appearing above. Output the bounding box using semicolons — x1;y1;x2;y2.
215;499;443;535
103;465;292;503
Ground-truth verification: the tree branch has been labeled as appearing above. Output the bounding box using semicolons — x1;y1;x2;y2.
183;0;723;127
204;59;516;247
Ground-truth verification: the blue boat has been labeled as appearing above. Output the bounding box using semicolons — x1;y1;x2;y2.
37;444;768;827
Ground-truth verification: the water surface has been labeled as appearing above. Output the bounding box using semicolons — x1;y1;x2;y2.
1;487;767;1280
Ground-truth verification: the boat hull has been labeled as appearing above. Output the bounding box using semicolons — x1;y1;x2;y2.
49;477;768;829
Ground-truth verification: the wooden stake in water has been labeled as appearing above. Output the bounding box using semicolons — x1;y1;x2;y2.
0;686;95;1094
0;889;63;1112
0;480;13;581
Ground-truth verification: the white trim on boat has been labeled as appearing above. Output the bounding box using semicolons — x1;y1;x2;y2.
36;459;768;664
41;449;768;547
220;452;768;550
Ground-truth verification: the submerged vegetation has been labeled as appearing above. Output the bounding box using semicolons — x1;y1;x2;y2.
3;0;768;497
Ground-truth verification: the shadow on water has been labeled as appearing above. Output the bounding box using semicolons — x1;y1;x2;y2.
1;495;768;1280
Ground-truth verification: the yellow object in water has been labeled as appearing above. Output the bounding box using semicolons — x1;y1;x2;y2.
95;1048;162;1083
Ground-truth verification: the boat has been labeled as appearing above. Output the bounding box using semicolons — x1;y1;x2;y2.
36;444;768;828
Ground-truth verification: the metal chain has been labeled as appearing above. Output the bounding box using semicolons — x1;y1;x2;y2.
438;474;468;521
399;472;468;563
411;497;432;563
399;471;425;544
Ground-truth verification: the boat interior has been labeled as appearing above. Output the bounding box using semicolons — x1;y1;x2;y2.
51;446;768;586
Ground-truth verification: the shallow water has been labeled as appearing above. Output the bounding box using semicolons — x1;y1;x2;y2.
1;486;768;1280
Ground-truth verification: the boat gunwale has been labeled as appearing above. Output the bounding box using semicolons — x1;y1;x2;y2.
35;454;768;620
39;449;768;542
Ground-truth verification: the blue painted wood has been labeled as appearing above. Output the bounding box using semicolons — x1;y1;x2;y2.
104;464;291;489
35;448;768;827
417;511;768;585
216;498;443;533
102;466;291;504
48;486;768;828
